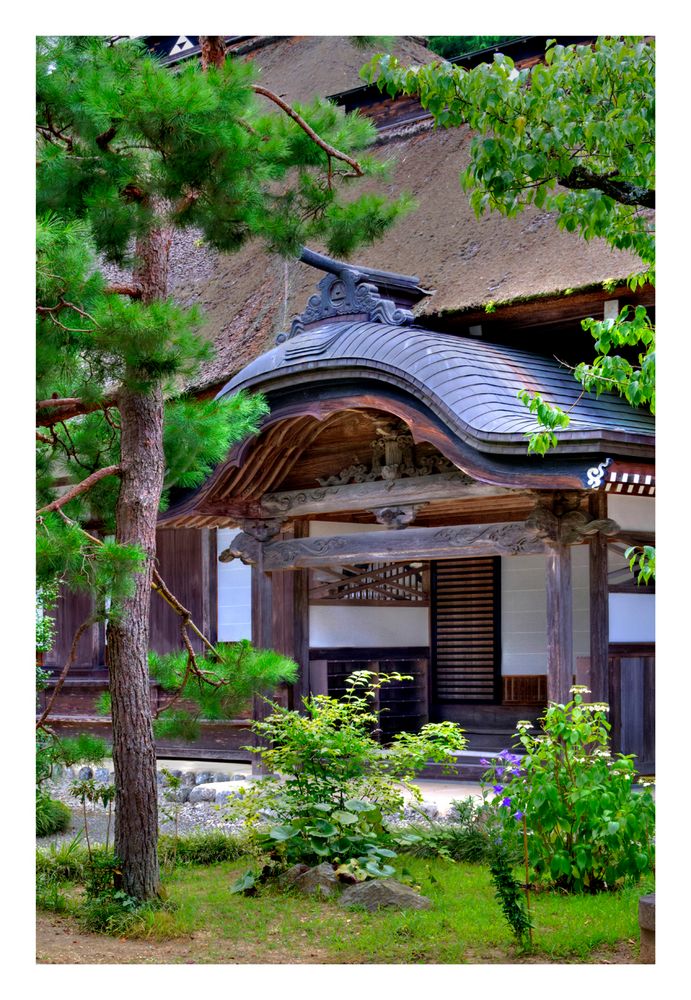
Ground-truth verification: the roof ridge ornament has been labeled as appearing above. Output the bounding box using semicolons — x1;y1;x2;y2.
277;268;415;344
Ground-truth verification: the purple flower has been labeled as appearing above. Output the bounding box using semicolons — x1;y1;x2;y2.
513;810;524;821
493;784;504;794
495;767;504;778
510;768;522;777
479;758;489;767
501;797;512;808
499;749;509;759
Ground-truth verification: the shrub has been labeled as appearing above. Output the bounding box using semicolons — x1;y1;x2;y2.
158;830;249;867
225;671;466;876
393;798;495;863
482;687;655;893
36;793;72;837
36;834;90;882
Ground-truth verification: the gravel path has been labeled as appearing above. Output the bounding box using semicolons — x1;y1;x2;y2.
37;771;254;850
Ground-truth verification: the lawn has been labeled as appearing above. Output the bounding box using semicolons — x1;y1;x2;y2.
36;853;652;964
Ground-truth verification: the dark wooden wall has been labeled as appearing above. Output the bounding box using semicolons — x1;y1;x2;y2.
608;643;655;774
43;587;104;672
150;528;217;654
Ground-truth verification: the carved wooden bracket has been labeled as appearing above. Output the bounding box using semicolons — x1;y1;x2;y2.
218;531;260;566
370;505;419;529
528;499;620;546
237;518;284;542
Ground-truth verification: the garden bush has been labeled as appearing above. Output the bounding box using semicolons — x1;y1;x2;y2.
36;793;72;837
225;670;466;877
482;687;655;893
158;830;249;867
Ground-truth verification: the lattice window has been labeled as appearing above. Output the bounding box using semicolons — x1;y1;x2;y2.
309;562;430;606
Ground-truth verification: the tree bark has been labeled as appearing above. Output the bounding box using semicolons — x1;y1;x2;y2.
107;381;164;900
106;216;170;901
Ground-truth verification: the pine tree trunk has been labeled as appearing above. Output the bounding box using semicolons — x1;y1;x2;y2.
106;217;170;901
107;381;164;900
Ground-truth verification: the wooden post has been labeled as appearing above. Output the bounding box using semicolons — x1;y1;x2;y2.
545;541;574;705
292;522;311;708
251;547;273;774
588;493;610;703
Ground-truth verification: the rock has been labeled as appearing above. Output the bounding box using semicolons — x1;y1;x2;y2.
182;772;197;786
195;771;215;785
77;766;93;780
403;801;439;822
165;787;191;803
156;771;165;785
188;785;217;804
231;773;251;781
294;863;341;898
94;768;110;784
277;864;310;889
215;789;240;805
339;879;432;912
212;771;229;782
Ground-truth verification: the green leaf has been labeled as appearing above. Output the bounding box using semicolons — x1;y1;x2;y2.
268;824;299;841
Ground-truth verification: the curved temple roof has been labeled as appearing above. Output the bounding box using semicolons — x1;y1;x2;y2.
161;266;654;527
219;317;654;460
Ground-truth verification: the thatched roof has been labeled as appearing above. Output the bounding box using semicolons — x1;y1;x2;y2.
157;36;645;392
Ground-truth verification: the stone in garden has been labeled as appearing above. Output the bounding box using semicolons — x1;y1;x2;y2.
294;863;341;897
403;801;439;822
212;771;229;782
639;893;655;964
94;768;110;784
182;771;197;786
277;864;310;889
339;879;432;912
231;773;251;781
167;786;191;803
195;771;215;785
188;785;217;803
215;788;240;804
77;766;93;780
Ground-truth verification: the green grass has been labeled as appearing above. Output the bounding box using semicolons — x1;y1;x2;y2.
100;855;651;963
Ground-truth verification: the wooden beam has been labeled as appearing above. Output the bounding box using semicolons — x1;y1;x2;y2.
546;542;574;705
227;519;549;570
589;493;609;702
260;473;530;517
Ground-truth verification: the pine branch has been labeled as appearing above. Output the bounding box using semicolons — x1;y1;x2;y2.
197;38;364;178
36;615;98;728
36;465;122;515
251;85;364;177
103;284;143;299
36;398;117;427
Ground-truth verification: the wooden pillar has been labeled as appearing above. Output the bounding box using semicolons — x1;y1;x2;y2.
292;521;311;708
546;541;574;704
588;493;610;703
251;547;273;774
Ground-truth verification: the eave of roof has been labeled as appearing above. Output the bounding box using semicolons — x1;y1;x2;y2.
218;317;654;460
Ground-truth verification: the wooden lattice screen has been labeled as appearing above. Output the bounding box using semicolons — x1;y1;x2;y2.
431;557;501;703
309;562;429;605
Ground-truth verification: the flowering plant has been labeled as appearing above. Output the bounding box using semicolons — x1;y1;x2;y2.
481;687;655;893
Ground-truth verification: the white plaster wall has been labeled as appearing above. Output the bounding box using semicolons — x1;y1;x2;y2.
216;528;252;642
609;593;655;643
308;520;429;648
607;495;655;532
310;605;430;648
500;547;590;676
